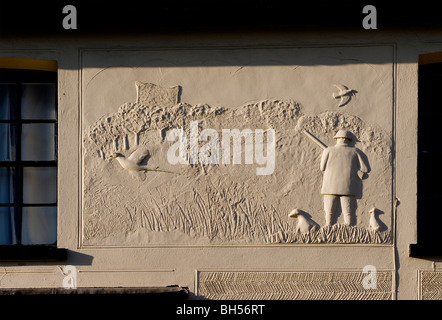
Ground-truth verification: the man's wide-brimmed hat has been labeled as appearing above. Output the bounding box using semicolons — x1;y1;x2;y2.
333;129;353;140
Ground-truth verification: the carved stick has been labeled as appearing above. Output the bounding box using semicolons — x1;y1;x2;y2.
302;130;327;150
144;168;180;174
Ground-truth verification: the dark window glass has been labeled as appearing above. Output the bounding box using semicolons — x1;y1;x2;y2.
417;63;442;246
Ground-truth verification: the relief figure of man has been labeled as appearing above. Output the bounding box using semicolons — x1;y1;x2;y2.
320;130;369;226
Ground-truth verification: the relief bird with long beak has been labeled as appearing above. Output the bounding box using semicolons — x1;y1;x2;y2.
110;147;177;181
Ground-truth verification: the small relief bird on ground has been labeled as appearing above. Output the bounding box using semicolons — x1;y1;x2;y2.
369;208;381;231
288;209;319;234
110;147;177;181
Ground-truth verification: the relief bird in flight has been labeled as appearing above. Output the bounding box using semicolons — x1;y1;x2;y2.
111;147;177;181
332;84;356;107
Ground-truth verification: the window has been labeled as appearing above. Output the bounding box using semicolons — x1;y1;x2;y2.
0;60;66;260
0;60;66;262
0;68;57;246
410;53;442;257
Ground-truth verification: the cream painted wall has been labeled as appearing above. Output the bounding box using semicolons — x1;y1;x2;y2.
0;30;441;299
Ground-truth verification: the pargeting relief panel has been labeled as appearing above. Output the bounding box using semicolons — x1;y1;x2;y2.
81;48;394;246
419;271;442;300
197;271;393;300
82;84;392;246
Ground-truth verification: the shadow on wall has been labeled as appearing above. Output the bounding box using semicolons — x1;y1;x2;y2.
67;250;94;266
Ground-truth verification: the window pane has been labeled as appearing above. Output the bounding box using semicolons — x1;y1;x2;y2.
0;167;14;204
0;84;16;120
23;167;57;204
0;207;14;245
21;84;56;120
21;207;57;245
21;123;55;161
0;123;16;161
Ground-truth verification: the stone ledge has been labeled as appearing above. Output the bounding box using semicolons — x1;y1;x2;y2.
0;285;189;298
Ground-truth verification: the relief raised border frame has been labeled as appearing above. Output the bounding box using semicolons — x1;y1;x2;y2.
78;43;397;249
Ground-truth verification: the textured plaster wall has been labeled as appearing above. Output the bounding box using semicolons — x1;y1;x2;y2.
0;31;441;299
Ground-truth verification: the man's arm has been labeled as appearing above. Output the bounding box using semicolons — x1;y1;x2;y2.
320;148;330;172
356;149;370;179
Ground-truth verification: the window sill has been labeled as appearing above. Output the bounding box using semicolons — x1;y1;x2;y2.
0;245;67;261
409;243;442;258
